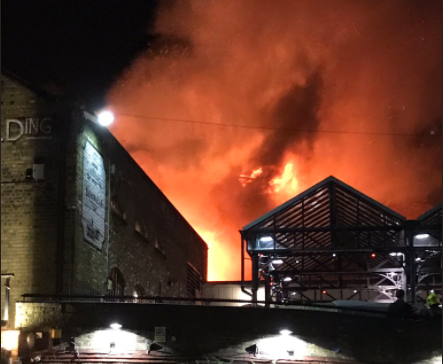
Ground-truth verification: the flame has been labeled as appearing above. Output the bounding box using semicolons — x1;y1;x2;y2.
196;229;232;281
268;163;298;194
239;167;263;186
108;0;441;281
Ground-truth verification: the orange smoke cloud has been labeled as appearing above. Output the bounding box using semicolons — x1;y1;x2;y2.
108;0;442;281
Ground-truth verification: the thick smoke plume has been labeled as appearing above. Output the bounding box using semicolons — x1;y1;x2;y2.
108;0;442;280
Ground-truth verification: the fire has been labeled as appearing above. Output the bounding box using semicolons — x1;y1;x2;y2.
239;167;263;186
268;163;298;194
108;1;441;281
196;229;231;281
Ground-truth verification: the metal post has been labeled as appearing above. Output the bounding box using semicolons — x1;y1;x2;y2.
264;274;271;308
408;251;416;303
329;182;338;249
252;254;259;304
240;235;252;298
405;228;416;303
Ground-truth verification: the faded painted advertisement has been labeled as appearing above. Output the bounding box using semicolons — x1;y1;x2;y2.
82;141;106;249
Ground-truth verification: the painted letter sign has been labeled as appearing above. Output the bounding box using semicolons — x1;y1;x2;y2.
82;141;106;249
1;117;53;142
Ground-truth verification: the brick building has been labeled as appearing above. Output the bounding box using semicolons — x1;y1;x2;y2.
1;70;208;331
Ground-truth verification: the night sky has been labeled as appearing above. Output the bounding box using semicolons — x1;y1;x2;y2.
2;0;159;108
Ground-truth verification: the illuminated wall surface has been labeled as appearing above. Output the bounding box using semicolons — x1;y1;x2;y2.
1;73;207;329
10;302;443;364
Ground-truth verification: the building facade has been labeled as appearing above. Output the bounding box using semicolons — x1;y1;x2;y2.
1;71;208;331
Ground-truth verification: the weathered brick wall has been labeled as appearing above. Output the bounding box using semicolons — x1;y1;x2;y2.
67;119;207;296
1;74;59;328
63;122;108;294
107;134;207;296
2;73;207;329
15;302;442;364
15;302;62;329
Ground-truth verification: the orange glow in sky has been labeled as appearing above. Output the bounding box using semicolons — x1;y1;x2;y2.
108;0;441;281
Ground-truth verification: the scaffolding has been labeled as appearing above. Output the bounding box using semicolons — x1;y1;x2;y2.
240;176;442;306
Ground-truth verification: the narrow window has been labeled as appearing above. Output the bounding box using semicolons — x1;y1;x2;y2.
187;263;201;298
108;268;125;297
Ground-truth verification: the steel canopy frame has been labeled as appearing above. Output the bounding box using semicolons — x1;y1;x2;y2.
240;176;442;306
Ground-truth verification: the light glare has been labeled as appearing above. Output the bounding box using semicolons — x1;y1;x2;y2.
110;323;122;330
98;111;114;126
272;259;284;264
279;329;292;335
415;234;430;239
259;236;273;242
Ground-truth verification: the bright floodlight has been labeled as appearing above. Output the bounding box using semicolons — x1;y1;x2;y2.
415;234;430;240
110;323;122;329
259;236;273;242
98;110;114;126
272;259;284;265
390;252;403;257
283;277;292;282
279;329;292;335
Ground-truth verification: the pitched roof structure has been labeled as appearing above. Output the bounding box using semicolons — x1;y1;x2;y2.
240;176;441;303
244;176;406;230
418;202;442;242
243;176;406;254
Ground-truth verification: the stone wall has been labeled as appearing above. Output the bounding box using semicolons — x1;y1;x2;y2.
1;74;59;329
1;73;208;330
15;301;442;364
15;302;62;330
66;119;208;296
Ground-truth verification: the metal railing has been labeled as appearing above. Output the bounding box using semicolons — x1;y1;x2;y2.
19;293;405;319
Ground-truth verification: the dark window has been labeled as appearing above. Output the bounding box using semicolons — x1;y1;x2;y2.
111;199;126;221
108;268;125;297
135;220;150;241
187;263;201;297
133;284;146;303
155;239;166;256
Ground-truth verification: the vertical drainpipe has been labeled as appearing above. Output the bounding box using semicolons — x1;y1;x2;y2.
106;137;112;283
55;98;71;295
240;233;253;298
